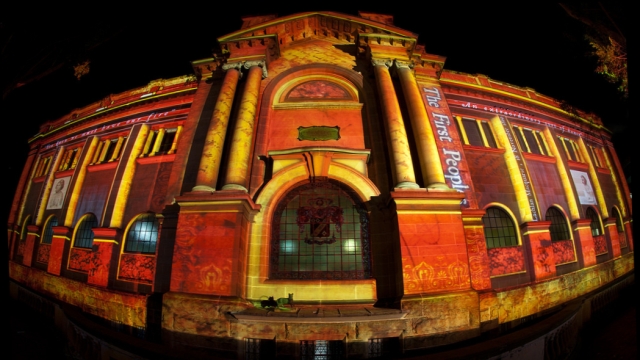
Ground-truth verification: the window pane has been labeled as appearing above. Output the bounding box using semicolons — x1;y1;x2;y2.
271;181;370;280
42;216;58;244
74;214;98;248
586;208;602;237
481;122;497;148
545;208;570;241
482;207;517;248
462;119;483;146
523;129;541;155
565;139;577;161
513;128;528;152
125;214;159;253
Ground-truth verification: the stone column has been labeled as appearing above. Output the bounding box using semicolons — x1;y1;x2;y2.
372;59;419;189
22;225;40;266
166;125;183;155
623;218;634;251
36;146;66;225
109;125;150;229
396;61;448;190
461;209;492;290
64;136;99;227
604;217;622;258
8;224;20;261
193;63;242;192
87;228;122;287
520;221;556;281
47;226;72;276
577;137;608;218
543;128;580;220
222;61;266;191
572;219;596;268
9;149;37;227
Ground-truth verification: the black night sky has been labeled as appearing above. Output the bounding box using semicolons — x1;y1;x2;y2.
1;4;631;226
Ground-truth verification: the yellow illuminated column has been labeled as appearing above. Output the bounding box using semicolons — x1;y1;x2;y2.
193;63;242;192
108;136;125;162
109;125;150;229
64;137;99;227
577;138;608;218
36;146;66;225
140;130;156;157
372;59;419;189
15;152;39;227
489;116;533;222
222;61;266;191
97;139;111;163
149;128;166;156
600;145;627;217
395;61;448;190
167;126;183;155
543;129;580;220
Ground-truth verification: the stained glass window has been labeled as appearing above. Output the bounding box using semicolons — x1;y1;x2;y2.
270;180;371;280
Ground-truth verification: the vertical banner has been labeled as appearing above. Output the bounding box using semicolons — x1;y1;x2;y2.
419;80;477;209
497;116;540;221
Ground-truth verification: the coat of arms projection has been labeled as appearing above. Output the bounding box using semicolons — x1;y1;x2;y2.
270;180;371;280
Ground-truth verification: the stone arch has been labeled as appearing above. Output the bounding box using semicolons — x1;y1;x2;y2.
246;151;380;302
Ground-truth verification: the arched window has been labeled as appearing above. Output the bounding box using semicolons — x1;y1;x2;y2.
482;207;518;248
612;207;624;233
612;207;626;247
73;214;98;249
270;180;371;280
586;207;602;237
545;207;571;241
124;213;159;254
20;215;31;241
41;215;58;244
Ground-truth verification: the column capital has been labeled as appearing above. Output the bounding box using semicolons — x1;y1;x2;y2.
243;60;268;78
371;58;393;68
221;61;244;72
394;60;414;69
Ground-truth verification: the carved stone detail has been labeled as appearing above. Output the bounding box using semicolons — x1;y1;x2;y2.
243;60;268;78
371;58;393;68
222;62;244;72
394;60;414;69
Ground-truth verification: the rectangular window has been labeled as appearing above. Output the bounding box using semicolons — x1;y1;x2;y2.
481;122;498;148
35;155;53;177
57;146;83;171
513;126;550;156
140;127;181;157
557;137;583;162
588;145;606;168
462;118;484;146
456;116;498;148
91;136;127;165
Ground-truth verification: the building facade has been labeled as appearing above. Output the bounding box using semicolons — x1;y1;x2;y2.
7;11;633;359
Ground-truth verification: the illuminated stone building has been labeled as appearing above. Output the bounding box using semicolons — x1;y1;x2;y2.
7;11;633;359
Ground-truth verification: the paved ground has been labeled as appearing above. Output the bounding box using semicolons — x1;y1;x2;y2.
8;283;637;359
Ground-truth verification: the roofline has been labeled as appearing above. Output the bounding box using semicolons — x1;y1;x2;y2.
217;11;417;42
